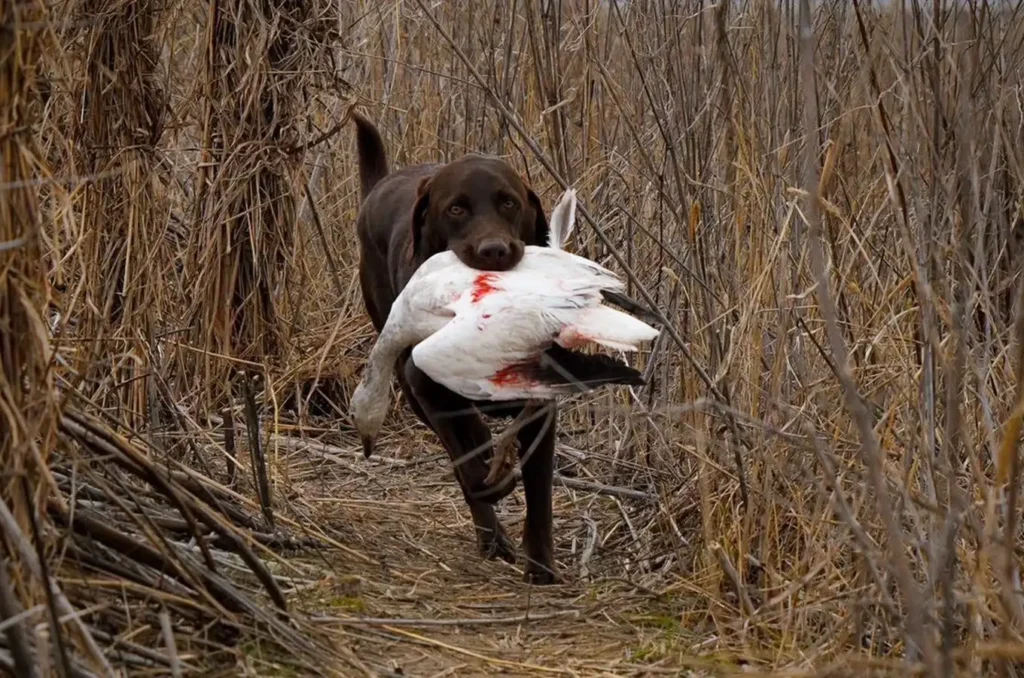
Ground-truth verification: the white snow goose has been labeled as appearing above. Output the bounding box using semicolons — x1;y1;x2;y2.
349;188;661;484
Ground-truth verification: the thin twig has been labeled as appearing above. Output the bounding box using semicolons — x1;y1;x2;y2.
240;375;274;530
312;610;579;627
22;478;73;678
159;609;181;678
304;177;349;302
222;407;238;489
710;543;755;617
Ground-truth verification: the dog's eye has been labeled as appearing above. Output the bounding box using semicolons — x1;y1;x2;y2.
501;199;517;210
447;205;466;217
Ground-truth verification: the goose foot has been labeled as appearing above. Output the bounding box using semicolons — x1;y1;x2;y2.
483;401;542;489
484;427;520;487
478;525;516;564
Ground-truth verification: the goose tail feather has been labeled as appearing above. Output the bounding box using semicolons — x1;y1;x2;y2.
558;305;661;352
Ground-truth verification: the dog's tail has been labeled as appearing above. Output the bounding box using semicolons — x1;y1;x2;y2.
351;110;389;199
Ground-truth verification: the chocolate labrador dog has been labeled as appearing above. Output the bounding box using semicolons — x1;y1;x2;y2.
350;111;559;584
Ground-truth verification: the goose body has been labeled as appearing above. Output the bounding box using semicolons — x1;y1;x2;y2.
350;189;661;472
403;246;658;400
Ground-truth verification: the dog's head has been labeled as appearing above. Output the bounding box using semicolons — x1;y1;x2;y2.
410;155;549;270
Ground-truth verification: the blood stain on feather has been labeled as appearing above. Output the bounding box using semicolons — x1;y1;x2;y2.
470;273;499;303
490;363;533;387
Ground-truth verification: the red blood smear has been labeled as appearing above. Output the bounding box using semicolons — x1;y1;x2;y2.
490;364;529;387
471;273;499;303
558;326;592;348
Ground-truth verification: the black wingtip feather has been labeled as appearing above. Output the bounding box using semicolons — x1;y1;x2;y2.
518;344;645;393
600;289;663;326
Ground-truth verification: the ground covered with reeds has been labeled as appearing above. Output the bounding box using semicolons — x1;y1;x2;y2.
5;0;1024;675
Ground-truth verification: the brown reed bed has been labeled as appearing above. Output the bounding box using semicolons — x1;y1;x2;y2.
4;0;1024;675
1;0;65;674
185;0;339;408
56;0;167;433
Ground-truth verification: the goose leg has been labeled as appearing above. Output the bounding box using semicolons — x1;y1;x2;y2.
484;400;541;487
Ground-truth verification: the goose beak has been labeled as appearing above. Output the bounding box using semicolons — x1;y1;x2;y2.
361;434;375;459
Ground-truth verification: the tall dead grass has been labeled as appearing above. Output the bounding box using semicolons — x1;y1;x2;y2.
61;0;166;432
1;1;106;674
186;0;339;409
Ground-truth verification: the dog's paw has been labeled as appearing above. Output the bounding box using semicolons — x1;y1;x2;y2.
523;563;559;585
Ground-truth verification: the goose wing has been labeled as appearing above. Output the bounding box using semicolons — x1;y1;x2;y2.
519;245;663;325
411;302;567;400
547;188;577;250
411;301;651;401
518;246;623;288
411;279;657;401
449;256;622;318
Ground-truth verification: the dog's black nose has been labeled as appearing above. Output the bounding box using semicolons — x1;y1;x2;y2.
477;240;513;269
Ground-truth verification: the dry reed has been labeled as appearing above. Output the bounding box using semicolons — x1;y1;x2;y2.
59;0;167;433
187;0;338;409
0;0;65;673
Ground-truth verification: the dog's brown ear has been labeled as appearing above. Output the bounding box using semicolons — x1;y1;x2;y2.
527;188;550;247
410;178;432;259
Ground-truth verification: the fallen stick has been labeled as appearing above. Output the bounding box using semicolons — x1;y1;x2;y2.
310;609;579;627
549;473;655;502
0;498;115;677
0;556;36;678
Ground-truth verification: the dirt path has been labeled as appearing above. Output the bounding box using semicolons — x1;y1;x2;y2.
261;429;709;678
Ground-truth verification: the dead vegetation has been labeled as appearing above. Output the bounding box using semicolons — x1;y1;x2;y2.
3;0;1024;675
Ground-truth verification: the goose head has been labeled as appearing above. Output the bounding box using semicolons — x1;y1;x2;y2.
350;326;407;458
349;370;391;458
350;280;443;458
